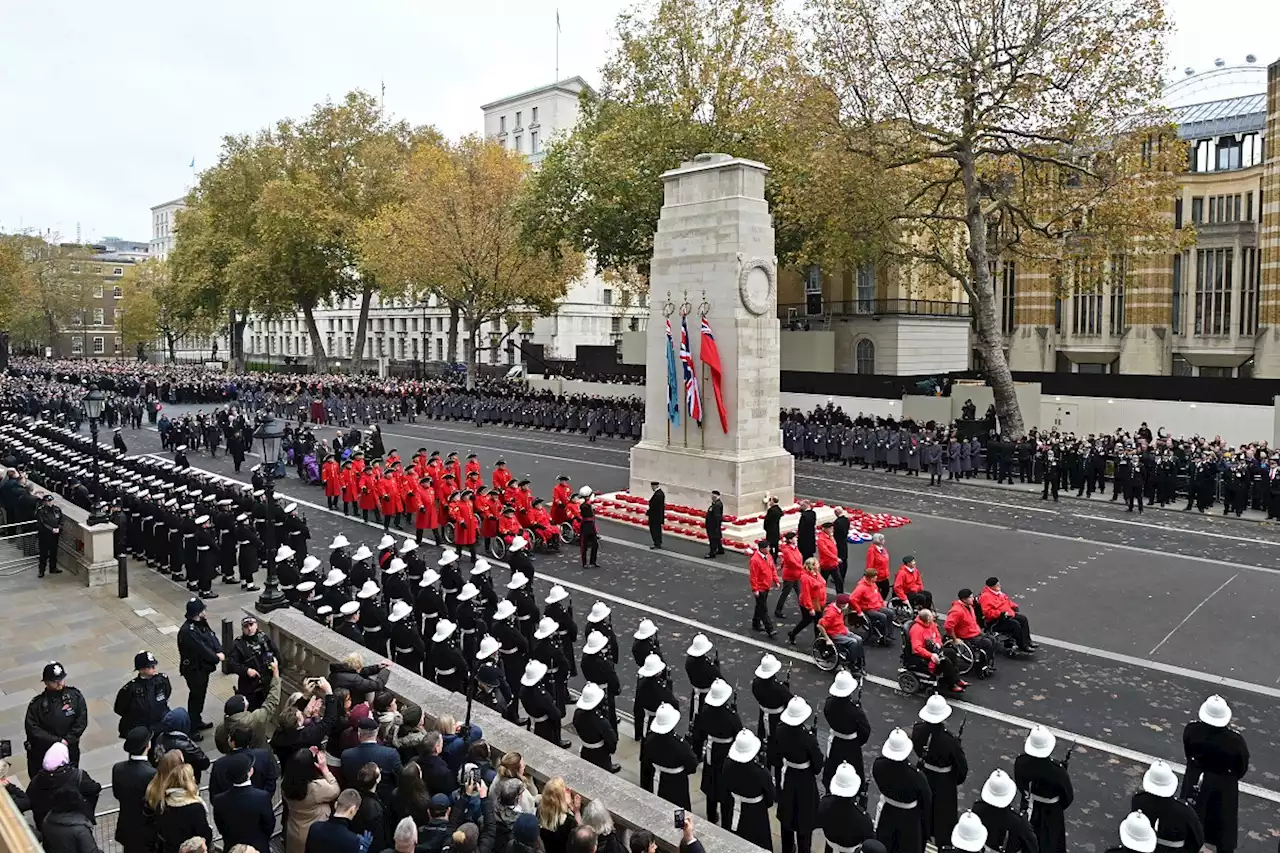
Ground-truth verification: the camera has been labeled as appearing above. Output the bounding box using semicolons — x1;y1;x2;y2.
673;808;685;829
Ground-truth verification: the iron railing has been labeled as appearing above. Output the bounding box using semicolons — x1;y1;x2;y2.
0;520;38;577
781;298;972;319
91;784;283;853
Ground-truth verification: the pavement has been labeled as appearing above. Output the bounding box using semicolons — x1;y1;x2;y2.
8;409;1280;852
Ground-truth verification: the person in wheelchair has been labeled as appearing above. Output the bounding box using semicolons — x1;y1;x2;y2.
850;568;899;646
892;555;933;612
497;506;522;543
943;589;995;677
819;594;865;671
526;498;558;549
978;577;1037;653
907;609;965;695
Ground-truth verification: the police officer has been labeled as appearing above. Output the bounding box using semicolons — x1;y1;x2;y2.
176;597;224;732
36;494;63;577
228;616;279;711
113;651;172;738
705;490;724;558
24;661;88;779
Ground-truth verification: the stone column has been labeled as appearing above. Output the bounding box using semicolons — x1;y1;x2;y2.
1253;59;1280;375
630;154;795;518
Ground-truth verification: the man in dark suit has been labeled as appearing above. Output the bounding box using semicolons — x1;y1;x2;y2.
306;789;365;853
704;491;724;559
832;506;851;588
111;727;156;853
209;722;279;798
763;496;783;560
339;717;402;802
647;482;665;549
797;500;817;561
213;753;275;853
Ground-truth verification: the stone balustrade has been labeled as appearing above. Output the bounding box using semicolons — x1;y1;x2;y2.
255;606;764;853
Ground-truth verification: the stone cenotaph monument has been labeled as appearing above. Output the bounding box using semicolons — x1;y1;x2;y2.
628;154;796;519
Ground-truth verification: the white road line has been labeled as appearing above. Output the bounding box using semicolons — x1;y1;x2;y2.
151;457;1280;700
1149;573;1240;656
796;474;1058;514
1072;513;1280;546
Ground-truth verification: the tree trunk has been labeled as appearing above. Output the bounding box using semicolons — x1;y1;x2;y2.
300;301;329;372
230;308;248;373
962;158;1025;437
352;283;374;374
447;303;460;363
165;331;177;363
464;315;478;390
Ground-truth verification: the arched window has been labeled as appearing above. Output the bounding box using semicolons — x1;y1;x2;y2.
855;338;875;374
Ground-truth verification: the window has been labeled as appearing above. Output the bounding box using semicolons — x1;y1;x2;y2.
515;111;522;128
1000;261;1017;335
92;336;104;354
1171;353;1192;376
1199;365;1233;378
1191;197;1203;223
437;339;445;361
629;317;640;332
1077;362;1108;374
113;338;122;354
531;106;538;123
610;316;622;334
1246;192;1253;222
1240;247;1260;335
514;135;522;152
112;267;124;276
112;285;122;298
499;115;506;133
437;317;444;332
93;282;104;298
1194;248;1232;335
1108;254;1126;336
92;308;105;326
1054;296;1063;333
1071;260;1102;336
71;336;83;355
531;131;539;153
855;265;876;313
855;339;875;374
1171;253;1183;334
1175;198;1183;229
1215;136;1242;170
602;288;613;306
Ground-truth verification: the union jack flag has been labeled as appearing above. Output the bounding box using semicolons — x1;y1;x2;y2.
680;316;702;425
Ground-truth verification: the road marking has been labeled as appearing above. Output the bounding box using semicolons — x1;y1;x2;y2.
151;456;1280;701
1149;573;1240;656
796;474;1057;514
1072;513;1280;546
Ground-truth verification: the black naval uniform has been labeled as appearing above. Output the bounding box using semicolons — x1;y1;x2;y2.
1181;719;1249;853
973;800;1037;853
1014;752;1074;853
822;693;871;788
521;677;567;748
818;792;875;853
752;674;794;749
572;701;618;771
642;726;698;808
1131;790;1204;852
871;756;931;853
691;700;742;825
912;720;969;848
580;649;621;734
771;721;823;853
389;614;427;676
720;753;776;850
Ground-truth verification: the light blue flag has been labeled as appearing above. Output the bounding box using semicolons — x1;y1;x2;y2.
665;318;680;426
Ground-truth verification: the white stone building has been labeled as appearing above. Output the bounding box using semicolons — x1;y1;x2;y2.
150;197;186;260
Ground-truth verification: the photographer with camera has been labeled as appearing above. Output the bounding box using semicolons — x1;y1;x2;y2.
229;616;282;711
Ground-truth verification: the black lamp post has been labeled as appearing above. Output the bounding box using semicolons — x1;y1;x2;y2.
82;386;109;525
254;415;288;613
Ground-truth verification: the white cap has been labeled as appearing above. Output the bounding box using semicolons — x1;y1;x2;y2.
577;486;593;498
432;620;457;643
637;653;665;678
583;631;607;655
881;728;913;761
587;602;610;623
378;534;395;550
493;599;516;621
301;555;321;574
387;601;413;623
981;769;1017;808
951;811;989;852
754;653;781;679
545;585;568;605
634;619;657;640
520;660;548;687
649;702;679;735
1024;725;1056;758
329;534;349;549
829;670;858;698
469;559;491;576
919;694;952;724
317;604;335;617
419;568;441;588
399;539;419;554
386;558;406;575
576;682;604;711
704;679;732;708
297;581;317;594
828;762;862;798
1198;694;1231;727
1119;811;1157;852
339;601;360;617
457;582;480;602
534;617;558;640
323;568;346;587
476;635;500;661
507;572;529;591
728;729;761;763
1142;761;1178;798
356;580;380;600
780;697;812;727
686;634;712;657
351;545;373;562
194;514;210;525
274;544;296;563
509;536;528;552
438;550;459;567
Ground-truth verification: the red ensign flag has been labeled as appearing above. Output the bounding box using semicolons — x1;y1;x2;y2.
699;317;728;433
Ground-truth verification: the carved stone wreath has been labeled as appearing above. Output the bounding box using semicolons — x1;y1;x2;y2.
737;255;776;316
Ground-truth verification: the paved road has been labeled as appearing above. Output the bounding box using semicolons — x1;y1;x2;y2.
132;411;1280;852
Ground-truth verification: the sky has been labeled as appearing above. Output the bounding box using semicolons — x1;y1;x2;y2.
1;0;1277;243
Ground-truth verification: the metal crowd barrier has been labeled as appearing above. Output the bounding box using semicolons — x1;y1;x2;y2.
0;520;38;577
91;784;284;853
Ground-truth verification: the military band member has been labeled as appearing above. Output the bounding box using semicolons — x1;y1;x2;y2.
872;728;931;853
572;682;619;773
912;695;968;848
751;653;793;749
973;769;1037;853
822;670;871;788
1131;760;1203;852
1014;725;1073;853
641;703;698;808
818;762;875;853
580;630;621;734
356;580;388;658
690;679;741;825
771;697;823;853
720;730;775;850
684;633;720;724
1181;695;1248;853
520;660;570;748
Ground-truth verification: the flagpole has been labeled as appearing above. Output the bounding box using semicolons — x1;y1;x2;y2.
555;9;560;82
700;363;707;450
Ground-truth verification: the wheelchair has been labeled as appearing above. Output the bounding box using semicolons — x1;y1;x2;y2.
888;597;917;630
896;632;973;695
558;520;579;545
811;625;864;675
442;521;456;546
488;536;509;560
848;610;893;647
975;607;1029;659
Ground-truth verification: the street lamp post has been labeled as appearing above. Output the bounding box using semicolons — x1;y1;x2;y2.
82;386;109;525
254;415;288;613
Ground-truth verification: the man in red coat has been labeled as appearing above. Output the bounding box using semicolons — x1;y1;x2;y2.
492;459;512;491
865;533;891;600
414;479;439;546
464;453;482;483
978;577;1036;652
551;476;573;524
340;461;358;516
849;568;897;645
774;532;805;620
944;589;995;676
909;610;964;694
357;469;379;523
748;540;778;637
892;555;933;611
819;593;864;670
817;522;842;593
321;454;341;510
446;452;463;486
450;491;478;560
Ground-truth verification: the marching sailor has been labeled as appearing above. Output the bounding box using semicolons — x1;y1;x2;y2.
818;762;875;853
641;702;698;808
719;729;775;850
771;697;823;853
871;728;931;853
690;678;741;826
912;694;968;847
1014;725;1074;853
1180;695;1248;853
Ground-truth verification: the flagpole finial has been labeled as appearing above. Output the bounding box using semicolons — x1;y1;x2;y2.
680;292;692;317
698;291;710;317
662;291;676;318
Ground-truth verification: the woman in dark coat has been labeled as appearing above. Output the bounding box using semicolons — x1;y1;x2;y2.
146;764;211;853
26;743;101;830
40;789;103;853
